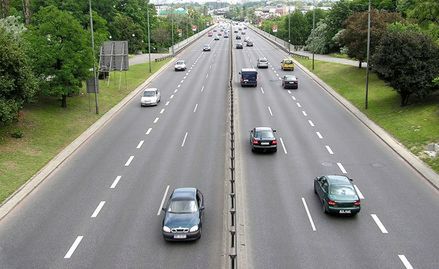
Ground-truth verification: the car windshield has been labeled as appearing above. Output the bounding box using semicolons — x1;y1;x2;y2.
284;60;293;64
255;130;274;139
168;199;198;213
143;91;156;97
259;59;267;63
176;61;184;65
284;75;295;80
242;73;256;80
330;185;356;196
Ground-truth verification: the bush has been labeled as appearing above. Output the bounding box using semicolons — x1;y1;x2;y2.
10;129;23;138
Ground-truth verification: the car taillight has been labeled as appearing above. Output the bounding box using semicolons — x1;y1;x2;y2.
252;139;259;145
354;200;361;206
328;200;336;206
271;140;277;145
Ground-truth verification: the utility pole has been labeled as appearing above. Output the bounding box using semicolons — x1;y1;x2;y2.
171;4;175;55
146;0;152;73
288;0;290;53
312;0;316;70
89;0;99;114
365;0;371;109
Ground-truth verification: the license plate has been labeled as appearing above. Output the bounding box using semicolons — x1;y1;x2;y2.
289;82;295;84
244;79;248;82
174;234;187;239
339;210;351;214
261;142;269;145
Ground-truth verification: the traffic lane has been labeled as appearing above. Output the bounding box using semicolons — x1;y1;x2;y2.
247;27;439;267
0;33;225;268
67;37;230;268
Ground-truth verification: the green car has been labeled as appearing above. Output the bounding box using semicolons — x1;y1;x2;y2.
314;175;361;215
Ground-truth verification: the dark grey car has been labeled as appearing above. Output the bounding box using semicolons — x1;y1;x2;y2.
250;127;277;153
282;75;298;89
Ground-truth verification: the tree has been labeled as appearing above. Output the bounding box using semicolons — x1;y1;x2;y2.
372;30;439;106
0;26;37;124
340;10;402;67
285;11;309;46
24;5;92;108
305;21;331;54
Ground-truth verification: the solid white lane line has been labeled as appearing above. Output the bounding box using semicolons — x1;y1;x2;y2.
398;255;414;269
153;117;159;123
91;201;105;218
193;103;198;113
280;137;288;154
337;162;347;174
146;128;152;135
165;101;170;106
354;185;365;199
160;108;165;114
125;156;134;166
201;86;205;92
287;90;291;94
268;106;273;116
181;132;188;147
157;185;170;216
302;111;307;116
64;236;83;259
301;198;317;231
297;102;302;108
260;87;265;94
371;214;389;234
291;96;296;100
136;140;144;149
110;176;121;189
325;145;334;155
316;132;323;139
308;120;315;127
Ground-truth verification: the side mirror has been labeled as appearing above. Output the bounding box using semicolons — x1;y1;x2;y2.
349;178;354;181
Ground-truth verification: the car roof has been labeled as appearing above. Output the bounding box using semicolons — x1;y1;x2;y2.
284;75;297;79
241;68;257;72
326;175;351;185
254;127;273;131
143;87;157;92
171;188;197;200
258;57;267;61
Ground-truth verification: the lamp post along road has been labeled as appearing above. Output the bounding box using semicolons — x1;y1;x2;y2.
365;0;371;109
146;1;152;73
171;5;175;55
288;1;290;53
312;0;316;70
89;0;99;114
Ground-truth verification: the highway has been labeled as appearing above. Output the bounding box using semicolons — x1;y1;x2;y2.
0;30;229;268
0;22;438;269
235;26;439;269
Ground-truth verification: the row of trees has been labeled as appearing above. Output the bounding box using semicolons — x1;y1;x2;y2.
0;1;212;125
257;0;439;106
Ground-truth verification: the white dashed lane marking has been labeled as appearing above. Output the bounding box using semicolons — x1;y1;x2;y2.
201;86;205;92
354;185;364;199
170;95;174;99
371;214;389;234
91;201;105;218
280;137;287;154
268;106;273;116
125;156;134;166
193;104;198;113
146;128;152;135
398;255;413;269
136;140;144;149
325;145;334;155
308;120;315;127
165;101;170;106
160;109;165;114
302;111;307;116
260;87;265;94
302;198;316;231
64;236;83;259
181;132;188;147
291;96;296;100
337;162;347;174
297;102;302;108
153;117;159;123
110;176;121;189
316;132;323;139
174;89;178;93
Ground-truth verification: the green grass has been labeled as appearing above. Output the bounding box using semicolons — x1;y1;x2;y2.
328;53;351;59
294;57;439;173
0;60;170;203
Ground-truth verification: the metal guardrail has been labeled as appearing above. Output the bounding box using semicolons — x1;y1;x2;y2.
154;55;174;62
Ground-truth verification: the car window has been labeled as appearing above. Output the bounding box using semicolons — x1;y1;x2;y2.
284;60;293;64
176;61;184;65
168;199;198;213
255;130;274;139
242;73;256;80
330;185;356;196
143;91;155;97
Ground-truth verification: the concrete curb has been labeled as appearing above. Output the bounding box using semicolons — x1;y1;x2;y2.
249;25;439;189
0;59;175;221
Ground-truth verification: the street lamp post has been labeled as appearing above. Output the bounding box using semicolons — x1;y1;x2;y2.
89;0;99;114
171;4;175;55
288;0;291;53
365;0;371;109
146;1;152;73
312;0;316;70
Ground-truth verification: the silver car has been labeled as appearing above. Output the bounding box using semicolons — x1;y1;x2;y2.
140;88;161;106
174;60;186;71
257;57;268;68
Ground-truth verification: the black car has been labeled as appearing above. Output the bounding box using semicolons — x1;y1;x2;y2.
236;43;243;49
246;41;253;47
250;127;277;152
162;188;204;241
314;175;361;215
236;35;241;40
282;75;298;89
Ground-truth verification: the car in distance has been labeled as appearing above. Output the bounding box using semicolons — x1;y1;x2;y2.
250;127;277;153
140;88;161;106
236;35;241;40
241;31;246;35
282;75;298;89
239;68;257;87
207;31;213;37
224;33;229;38
214;35;220;40
246;40;253;47
174;60;186;71
257;57;269;68
203;44;211;51
314;175;361;215
281;58;295;71
236;42;243;49
162;188;204;241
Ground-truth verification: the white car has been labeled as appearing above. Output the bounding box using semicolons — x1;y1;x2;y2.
174;60;186;71
141;88;161;107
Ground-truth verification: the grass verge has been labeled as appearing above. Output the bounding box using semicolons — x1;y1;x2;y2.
294;57;439;174
0;60;170;203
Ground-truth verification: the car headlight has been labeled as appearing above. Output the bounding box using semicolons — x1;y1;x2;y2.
189;225;199;232
163;226;171;232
